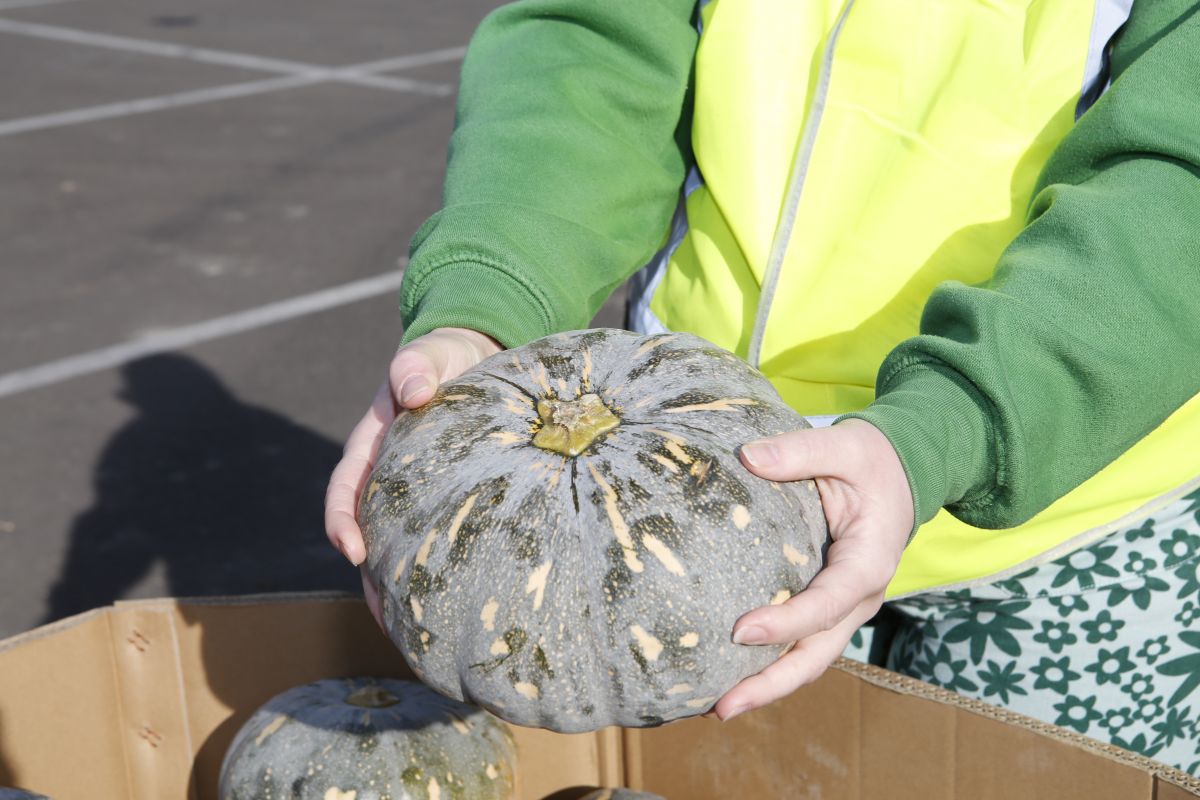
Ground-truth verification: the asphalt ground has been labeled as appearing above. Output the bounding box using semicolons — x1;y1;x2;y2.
0;0;628;640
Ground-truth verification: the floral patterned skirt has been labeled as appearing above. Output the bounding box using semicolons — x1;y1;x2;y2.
865;488;1200;773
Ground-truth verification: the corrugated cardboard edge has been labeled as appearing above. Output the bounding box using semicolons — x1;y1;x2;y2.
0;607;108;655
834;657;1200;796
115;590;364;610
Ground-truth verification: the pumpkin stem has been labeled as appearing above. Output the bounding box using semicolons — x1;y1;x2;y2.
533;393;619;457
345;685;401;708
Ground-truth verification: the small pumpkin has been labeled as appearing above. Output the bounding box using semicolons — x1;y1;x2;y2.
360;329;828;732
219;677;516;800
579;790;666;800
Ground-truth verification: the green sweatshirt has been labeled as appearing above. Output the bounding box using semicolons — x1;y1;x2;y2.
400;1;1200;532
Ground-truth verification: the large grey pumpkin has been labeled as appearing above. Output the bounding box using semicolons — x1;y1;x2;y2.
219;677;516;800
580;791;666;800
360;329;828;732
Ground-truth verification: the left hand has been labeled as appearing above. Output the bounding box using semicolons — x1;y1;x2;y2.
711;418;915;721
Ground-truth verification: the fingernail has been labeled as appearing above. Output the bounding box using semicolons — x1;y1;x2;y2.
722;704;750;722
732;625;767;645
337;538;362;566
741;441;778;468
399;375;430;406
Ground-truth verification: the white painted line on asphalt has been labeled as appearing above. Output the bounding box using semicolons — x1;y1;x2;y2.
0;18;460;95
0;270;407;399
0;0;75;10
328;71;453;97
0;17;330;73
349;46;469;73
0;73;316;136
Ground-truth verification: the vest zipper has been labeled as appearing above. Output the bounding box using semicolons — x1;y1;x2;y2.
747;0;856;369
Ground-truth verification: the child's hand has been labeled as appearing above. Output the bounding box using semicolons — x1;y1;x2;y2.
712;419;915;720
325;328;502;625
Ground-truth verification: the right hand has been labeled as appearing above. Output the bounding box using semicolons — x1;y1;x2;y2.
325;327;503;625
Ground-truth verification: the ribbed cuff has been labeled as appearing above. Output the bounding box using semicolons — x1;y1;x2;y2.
400;259;556;349
837;360;997;537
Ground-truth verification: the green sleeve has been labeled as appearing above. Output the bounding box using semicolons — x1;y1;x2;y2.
848;2;1200;531
399;0;698;348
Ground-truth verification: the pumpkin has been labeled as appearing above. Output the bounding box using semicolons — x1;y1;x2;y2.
579;791;666;800
360;329;828;732
219;677;516;800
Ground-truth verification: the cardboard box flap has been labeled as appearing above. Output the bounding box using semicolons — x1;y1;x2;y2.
0;610;130;799
842;659;1200;798
631;658;1200;799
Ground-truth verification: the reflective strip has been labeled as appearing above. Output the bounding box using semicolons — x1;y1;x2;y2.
746;0;856;369
1076;0;1135;117
626;166;702;335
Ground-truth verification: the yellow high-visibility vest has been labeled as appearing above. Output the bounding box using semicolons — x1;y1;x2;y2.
628;0;1200;597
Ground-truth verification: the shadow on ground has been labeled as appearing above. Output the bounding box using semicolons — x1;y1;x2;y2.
42;354;359;623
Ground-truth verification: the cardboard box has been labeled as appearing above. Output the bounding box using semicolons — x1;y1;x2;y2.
0;592;1196;799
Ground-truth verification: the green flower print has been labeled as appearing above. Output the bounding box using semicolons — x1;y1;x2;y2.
941;600;1033;662
1100;706;1136;733
1124;519;1155;544
914;644;979;694
1032;620;1078;654
1160;528;1200;567
848;628;865;651
1080;609;1125;644
1136;635;1171;665
995;567;1038;598
978;660;1028;704
1122;672;1156;701
1175;559;1200;600
1157;631;1200;706
1123;551;1157;575
1105;574;1170;610
1084;646;1136;686
1054;694;1102;734
1051;544;1120;591
1151;706;1192;748
1030;656;1082;695
1135;695;1165;724
1048;594;1090;618
1175;601;1200;627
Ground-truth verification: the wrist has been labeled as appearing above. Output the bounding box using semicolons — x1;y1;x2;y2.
838;360;997;532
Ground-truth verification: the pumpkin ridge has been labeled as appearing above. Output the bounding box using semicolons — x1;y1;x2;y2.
477;371;539;403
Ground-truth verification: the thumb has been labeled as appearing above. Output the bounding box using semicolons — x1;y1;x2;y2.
389;346;441;410
740;420;874;482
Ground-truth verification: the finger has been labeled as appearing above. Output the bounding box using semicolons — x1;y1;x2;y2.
324;383;393;565
732;536;891;645
389;329;502;410
715;597;878;720
389;346;441;410
739;421;870;482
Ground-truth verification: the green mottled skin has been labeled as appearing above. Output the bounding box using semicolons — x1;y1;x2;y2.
219;678;516;800
361;329;829;732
